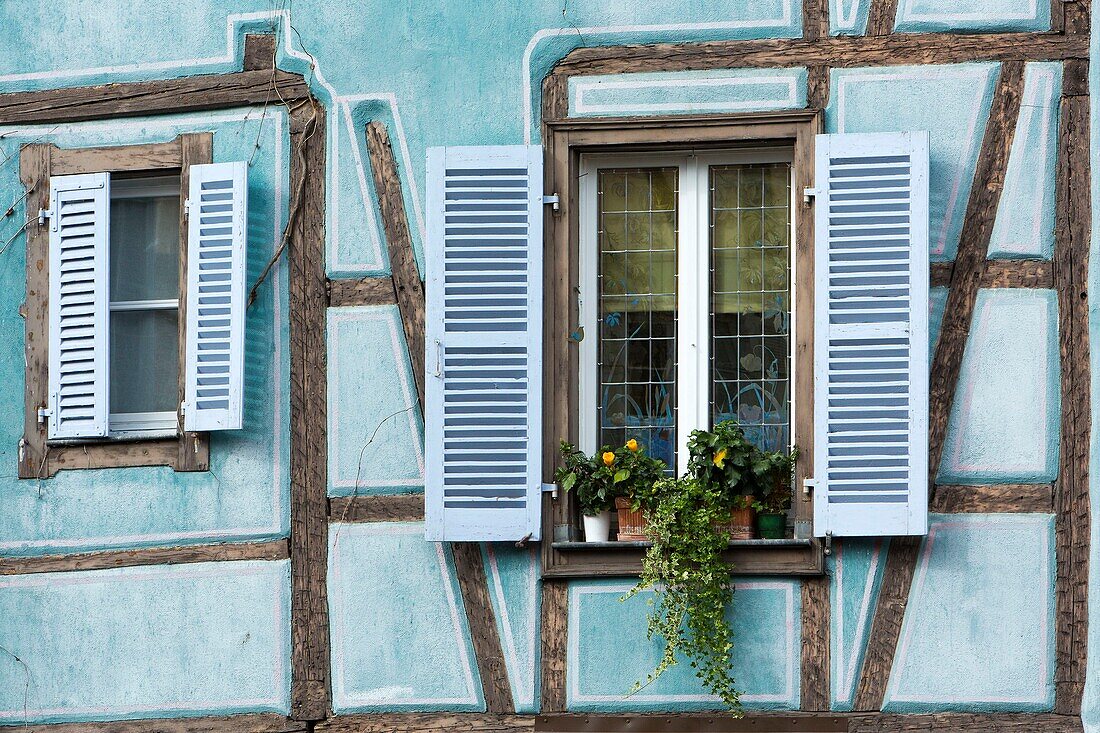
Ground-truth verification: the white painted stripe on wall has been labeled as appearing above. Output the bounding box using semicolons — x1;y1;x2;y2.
570;75;801;115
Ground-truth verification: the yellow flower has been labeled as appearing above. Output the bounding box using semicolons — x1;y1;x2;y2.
713;448;728;469
602;451;615;467
625;439;639;452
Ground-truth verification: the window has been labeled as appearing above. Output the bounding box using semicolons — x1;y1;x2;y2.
578;151;794;474
108;176;182;438
18;136;248;478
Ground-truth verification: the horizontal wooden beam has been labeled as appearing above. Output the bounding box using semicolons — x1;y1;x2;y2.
931;484;1054;513
318;715;533;733
329;494;424;523
554;33;1087;77
0;714;307;733
327;277;396;307
0;70;310;126
930;259;1054;288
531;713;1082;732
0;539;289;576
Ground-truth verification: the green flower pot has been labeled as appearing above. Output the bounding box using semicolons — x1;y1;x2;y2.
757;513;786;540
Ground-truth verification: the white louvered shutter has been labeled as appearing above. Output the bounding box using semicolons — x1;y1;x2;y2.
424;145;543;542
47;173;111;440
184;161;248;431
813;132;930;537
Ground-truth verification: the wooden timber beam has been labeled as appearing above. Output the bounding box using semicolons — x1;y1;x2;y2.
0;540;289;576
452;544;517;713
1053;87;1092;716
364;121;426;411
802;0;829;42
540;581;569;712
552;33;1087;78
800;577;831;710
930;484;1055;513
288;100;331;721
929;259;1055;288
866;0;900;36
853;61;1026;712
327;277;397;307
0;714;308;733
329;494;424;523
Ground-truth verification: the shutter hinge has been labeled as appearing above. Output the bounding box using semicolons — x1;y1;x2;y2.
542;482;558;500
542;194;560;212
802;187;820;204
802;477;816;496
183;198;191;218
824;531;833;556
37;406;51;424
37;208;53;226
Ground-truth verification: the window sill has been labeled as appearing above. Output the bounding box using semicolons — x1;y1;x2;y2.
542;537;824;579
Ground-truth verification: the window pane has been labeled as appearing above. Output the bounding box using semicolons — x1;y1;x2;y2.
109;188;180;302
598;167;677;468
711;162;791;452
109;309;179;415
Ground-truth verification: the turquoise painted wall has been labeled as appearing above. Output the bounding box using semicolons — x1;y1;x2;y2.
0;1;1078;724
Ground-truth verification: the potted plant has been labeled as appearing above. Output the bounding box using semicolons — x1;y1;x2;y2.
625;475;743;712
555;440;664;543
611;439;666;540
687;421;759;539
750;447;798;540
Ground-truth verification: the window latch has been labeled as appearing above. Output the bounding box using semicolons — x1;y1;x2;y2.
802;187;820;204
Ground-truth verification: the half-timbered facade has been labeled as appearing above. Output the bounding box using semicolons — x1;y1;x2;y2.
0;2;1095;732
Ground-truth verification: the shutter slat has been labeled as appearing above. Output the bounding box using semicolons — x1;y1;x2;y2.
425;145;543;542
813;132;929;538
48;172;110;440
184;161;247;432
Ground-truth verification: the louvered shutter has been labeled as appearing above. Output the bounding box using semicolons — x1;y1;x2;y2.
47;172;111;440
183;161;248;431
424;145;543;542
812;132;930;537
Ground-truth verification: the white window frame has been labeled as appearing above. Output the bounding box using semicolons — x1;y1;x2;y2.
106;175;182;439
578;148;797;475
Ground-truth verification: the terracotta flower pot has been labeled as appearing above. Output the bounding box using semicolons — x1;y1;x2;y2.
714;496;755;540
615;496;648;541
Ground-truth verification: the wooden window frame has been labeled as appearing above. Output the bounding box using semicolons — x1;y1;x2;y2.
540;111;824;578
19;134;212;478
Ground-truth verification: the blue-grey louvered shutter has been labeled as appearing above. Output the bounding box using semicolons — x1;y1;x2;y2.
47;172;111;440
424;145;543;542
183;161;248;431
812;132;930;537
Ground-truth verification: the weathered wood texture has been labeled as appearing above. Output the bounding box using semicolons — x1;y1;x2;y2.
931;484;1054;513
329;494;425;523
1064;0;1090;34
866;0;899;35
929;259;1054;288
531;713;1082;732
802;0;829;41
807;65;830;110
0;540;289;576
855;60;1026;714
243;33;278;72
287;102;331;722
50;140;182;175
1053;92;1092;716
452;543;516;713
846;713;1083;732
318;715;534;733
327;277;396;307
853;535;922;711
364;121;426;410
800;576;830;711
540;580;569;712
0;71;309;126
177;133;214;472
0;715;308;733
552;34;1086;78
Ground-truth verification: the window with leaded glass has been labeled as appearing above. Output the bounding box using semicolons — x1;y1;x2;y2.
579;150;793;475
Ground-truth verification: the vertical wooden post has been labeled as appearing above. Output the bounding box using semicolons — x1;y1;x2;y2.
289;100;331;721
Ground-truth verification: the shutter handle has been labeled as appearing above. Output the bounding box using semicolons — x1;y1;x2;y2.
433;339;442;378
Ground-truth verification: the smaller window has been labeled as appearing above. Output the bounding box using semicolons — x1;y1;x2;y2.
108;175;181;438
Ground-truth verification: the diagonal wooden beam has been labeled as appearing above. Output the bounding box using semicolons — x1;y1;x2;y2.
866;0;899;35
1053;87;1092;716
452;543;516;713
364;121;426;411
853;61;1026;712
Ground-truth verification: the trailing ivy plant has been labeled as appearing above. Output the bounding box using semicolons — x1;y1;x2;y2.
625;475;744;713
555;440;665;517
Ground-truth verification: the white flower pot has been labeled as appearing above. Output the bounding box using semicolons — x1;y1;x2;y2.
582;510;612;543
